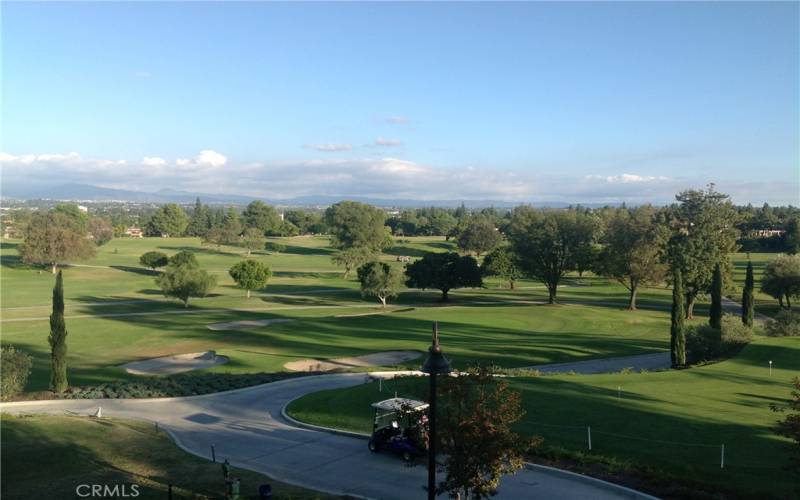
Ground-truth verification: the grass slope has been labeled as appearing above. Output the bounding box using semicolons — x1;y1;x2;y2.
0;414;331;499
287;335;800;498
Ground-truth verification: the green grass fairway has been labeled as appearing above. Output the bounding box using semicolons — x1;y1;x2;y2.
287;335;800;498
1;236;690;391
0;414;330;499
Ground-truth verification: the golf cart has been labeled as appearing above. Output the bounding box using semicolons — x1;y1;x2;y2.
367;397;429;462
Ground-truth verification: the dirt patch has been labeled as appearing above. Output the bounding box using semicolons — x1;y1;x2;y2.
207;318;294;331
284;351;421;372
121;351;229;375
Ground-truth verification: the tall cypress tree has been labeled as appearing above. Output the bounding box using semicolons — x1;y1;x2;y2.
48;271;69;392
742;260;754;327
671;266;686;367
710;263;723;329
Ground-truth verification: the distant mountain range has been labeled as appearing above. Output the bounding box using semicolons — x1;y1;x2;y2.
1;183;614;209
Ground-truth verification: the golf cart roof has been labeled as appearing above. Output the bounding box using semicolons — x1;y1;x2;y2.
371;397;429;412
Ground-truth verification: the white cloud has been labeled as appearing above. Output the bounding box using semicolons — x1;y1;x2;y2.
196;149;227;167
374;137;403;147
304;143;353;152
587;173;671;183
386;116;409;124
142;156;167;167
2;150;797;205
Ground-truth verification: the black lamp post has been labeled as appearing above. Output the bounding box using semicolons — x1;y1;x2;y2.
420;321;452;499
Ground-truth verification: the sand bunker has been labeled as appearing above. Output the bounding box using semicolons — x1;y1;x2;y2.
207;318;294;331
284;350;421;372
122;351;229;375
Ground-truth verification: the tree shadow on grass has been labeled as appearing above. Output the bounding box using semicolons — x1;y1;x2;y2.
110;265;157;277
270;244;335;256
156;245;243;258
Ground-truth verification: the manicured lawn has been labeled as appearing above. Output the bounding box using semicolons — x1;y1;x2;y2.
0;414;331;499
2;236;686;392
287;335;800;498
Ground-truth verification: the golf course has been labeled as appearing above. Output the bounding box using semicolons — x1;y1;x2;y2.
2;235;798;498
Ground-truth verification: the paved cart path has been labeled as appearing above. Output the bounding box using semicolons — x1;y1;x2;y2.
1;373;654;500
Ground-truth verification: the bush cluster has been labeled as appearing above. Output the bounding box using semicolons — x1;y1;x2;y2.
686;314;753;364
59;372;310;399
765;310;800;337
1;346;33;401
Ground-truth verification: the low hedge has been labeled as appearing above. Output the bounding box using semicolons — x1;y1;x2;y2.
59;371;316;399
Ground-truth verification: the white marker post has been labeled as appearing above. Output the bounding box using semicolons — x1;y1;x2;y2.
379;378;382;392
720;444;725;469
617;386;621;401
769;360;773;376
587;426;592;451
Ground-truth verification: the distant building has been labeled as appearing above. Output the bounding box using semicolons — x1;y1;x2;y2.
125;227;144;238
279;212;285;221
77;205;88;213
752;229;784;238
2;223;22;239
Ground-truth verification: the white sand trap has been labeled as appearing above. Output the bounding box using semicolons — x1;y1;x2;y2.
207;318;294;331
122;351;229;375
284;350;421;372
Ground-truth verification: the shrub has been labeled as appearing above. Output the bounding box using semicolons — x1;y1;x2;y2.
264;242;287;253
139;251;169;271
1;346;33;400
766;310;800;337
720;314;753;347
686;314;753;364
686;325;722;364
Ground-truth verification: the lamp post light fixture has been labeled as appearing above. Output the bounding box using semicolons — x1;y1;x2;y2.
420;321;452;499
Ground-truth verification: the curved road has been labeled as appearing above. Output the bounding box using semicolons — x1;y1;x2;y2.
1;373;654;499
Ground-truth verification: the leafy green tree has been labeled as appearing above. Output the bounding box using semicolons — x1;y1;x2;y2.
52;203;89;231
156;263;216;307
785;216;800;255
356;261;403;308
438;365;538;499
596;206;668;310
187;198;212;237
139;251;169;271
710;263;723;329
87;217;113;245
285;210;326;234
242;201;281;235
761;254;800;309
742;261;755;327
168;250;199;268
222;207;243;240
457;218;502;256
508;207;595;304
325;201;390;251
667;186;740;318
241;227;266;256
481;247;520;289
146;204;189;237
19;212;96;273
331;247;374;279
427;209;457;236
49;271;69;392
228;260;271;298
670;266;686;367
404;252;482;301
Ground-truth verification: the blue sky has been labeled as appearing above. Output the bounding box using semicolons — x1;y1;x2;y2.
1;1;798;204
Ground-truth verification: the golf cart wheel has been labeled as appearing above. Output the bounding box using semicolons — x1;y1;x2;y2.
402;450;413;463
368;439;380;453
